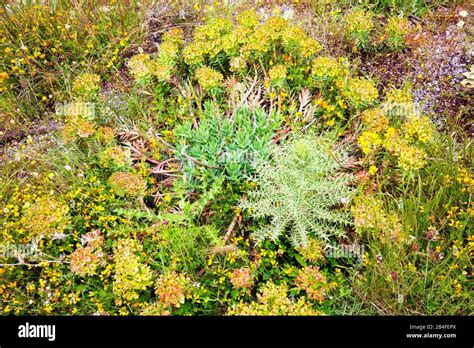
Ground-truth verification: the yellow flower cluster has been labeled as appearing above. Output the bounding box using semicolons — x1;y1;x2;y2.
0;71;9;92
228;281;321;315
358;130;383;155
229;56;247;73
381;126;401;153
155;271;189;308
195;66;224;91
343;9;374;48
159;42;180;63
236;9;261;29
58;101;98;142
107;171;147;197
128;47;178;83
183;18;234;65
351;196;385;230
389;136;428;171
23;196;70;238
182;9;320;70
149;60;173;82
341;77;379;109
72;73;101;99
402;115;434;143
311;56;349;81
113;238;153;305
297;238;326;264
99;146;131;168
364;124;427;172
182;41;206;66
61;118;96;143
268;64;287;85
128;53;152;81
358;88;435;172
456;167;474;194
281;26;321;58
70;230;105;277
397;145;427;172
384;16;410;50
344;9;374;34
295;266;331;303
156;27;184;73
2;185;41;243
351;195;403;242
96;126;116;145
162;27;185;47
241;16;289;55
361;108;389;133
386;86;413;103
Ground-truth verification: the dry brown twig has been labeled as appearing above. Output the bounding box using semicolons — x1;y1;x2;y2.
223;213;242;244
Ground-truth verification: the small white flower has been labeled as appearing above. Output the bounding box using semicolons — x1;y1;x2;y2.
457;20;465;28
65;24;71;30
459;10;468;18
64;165;72;171
340;197;350;204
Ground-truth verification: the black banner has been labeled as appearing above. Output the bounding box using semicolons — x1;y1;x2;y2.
0;316;472;347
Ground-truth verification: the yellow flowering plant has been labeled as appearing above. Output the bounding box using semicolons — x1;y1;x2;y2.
113;238;153;306
72;73;101;100
357;88;435;173
384;16;411;51
343;9;374;51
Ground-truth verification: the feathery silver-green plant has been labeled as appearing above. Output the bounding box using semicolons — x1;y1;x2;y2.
240;133;354;247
